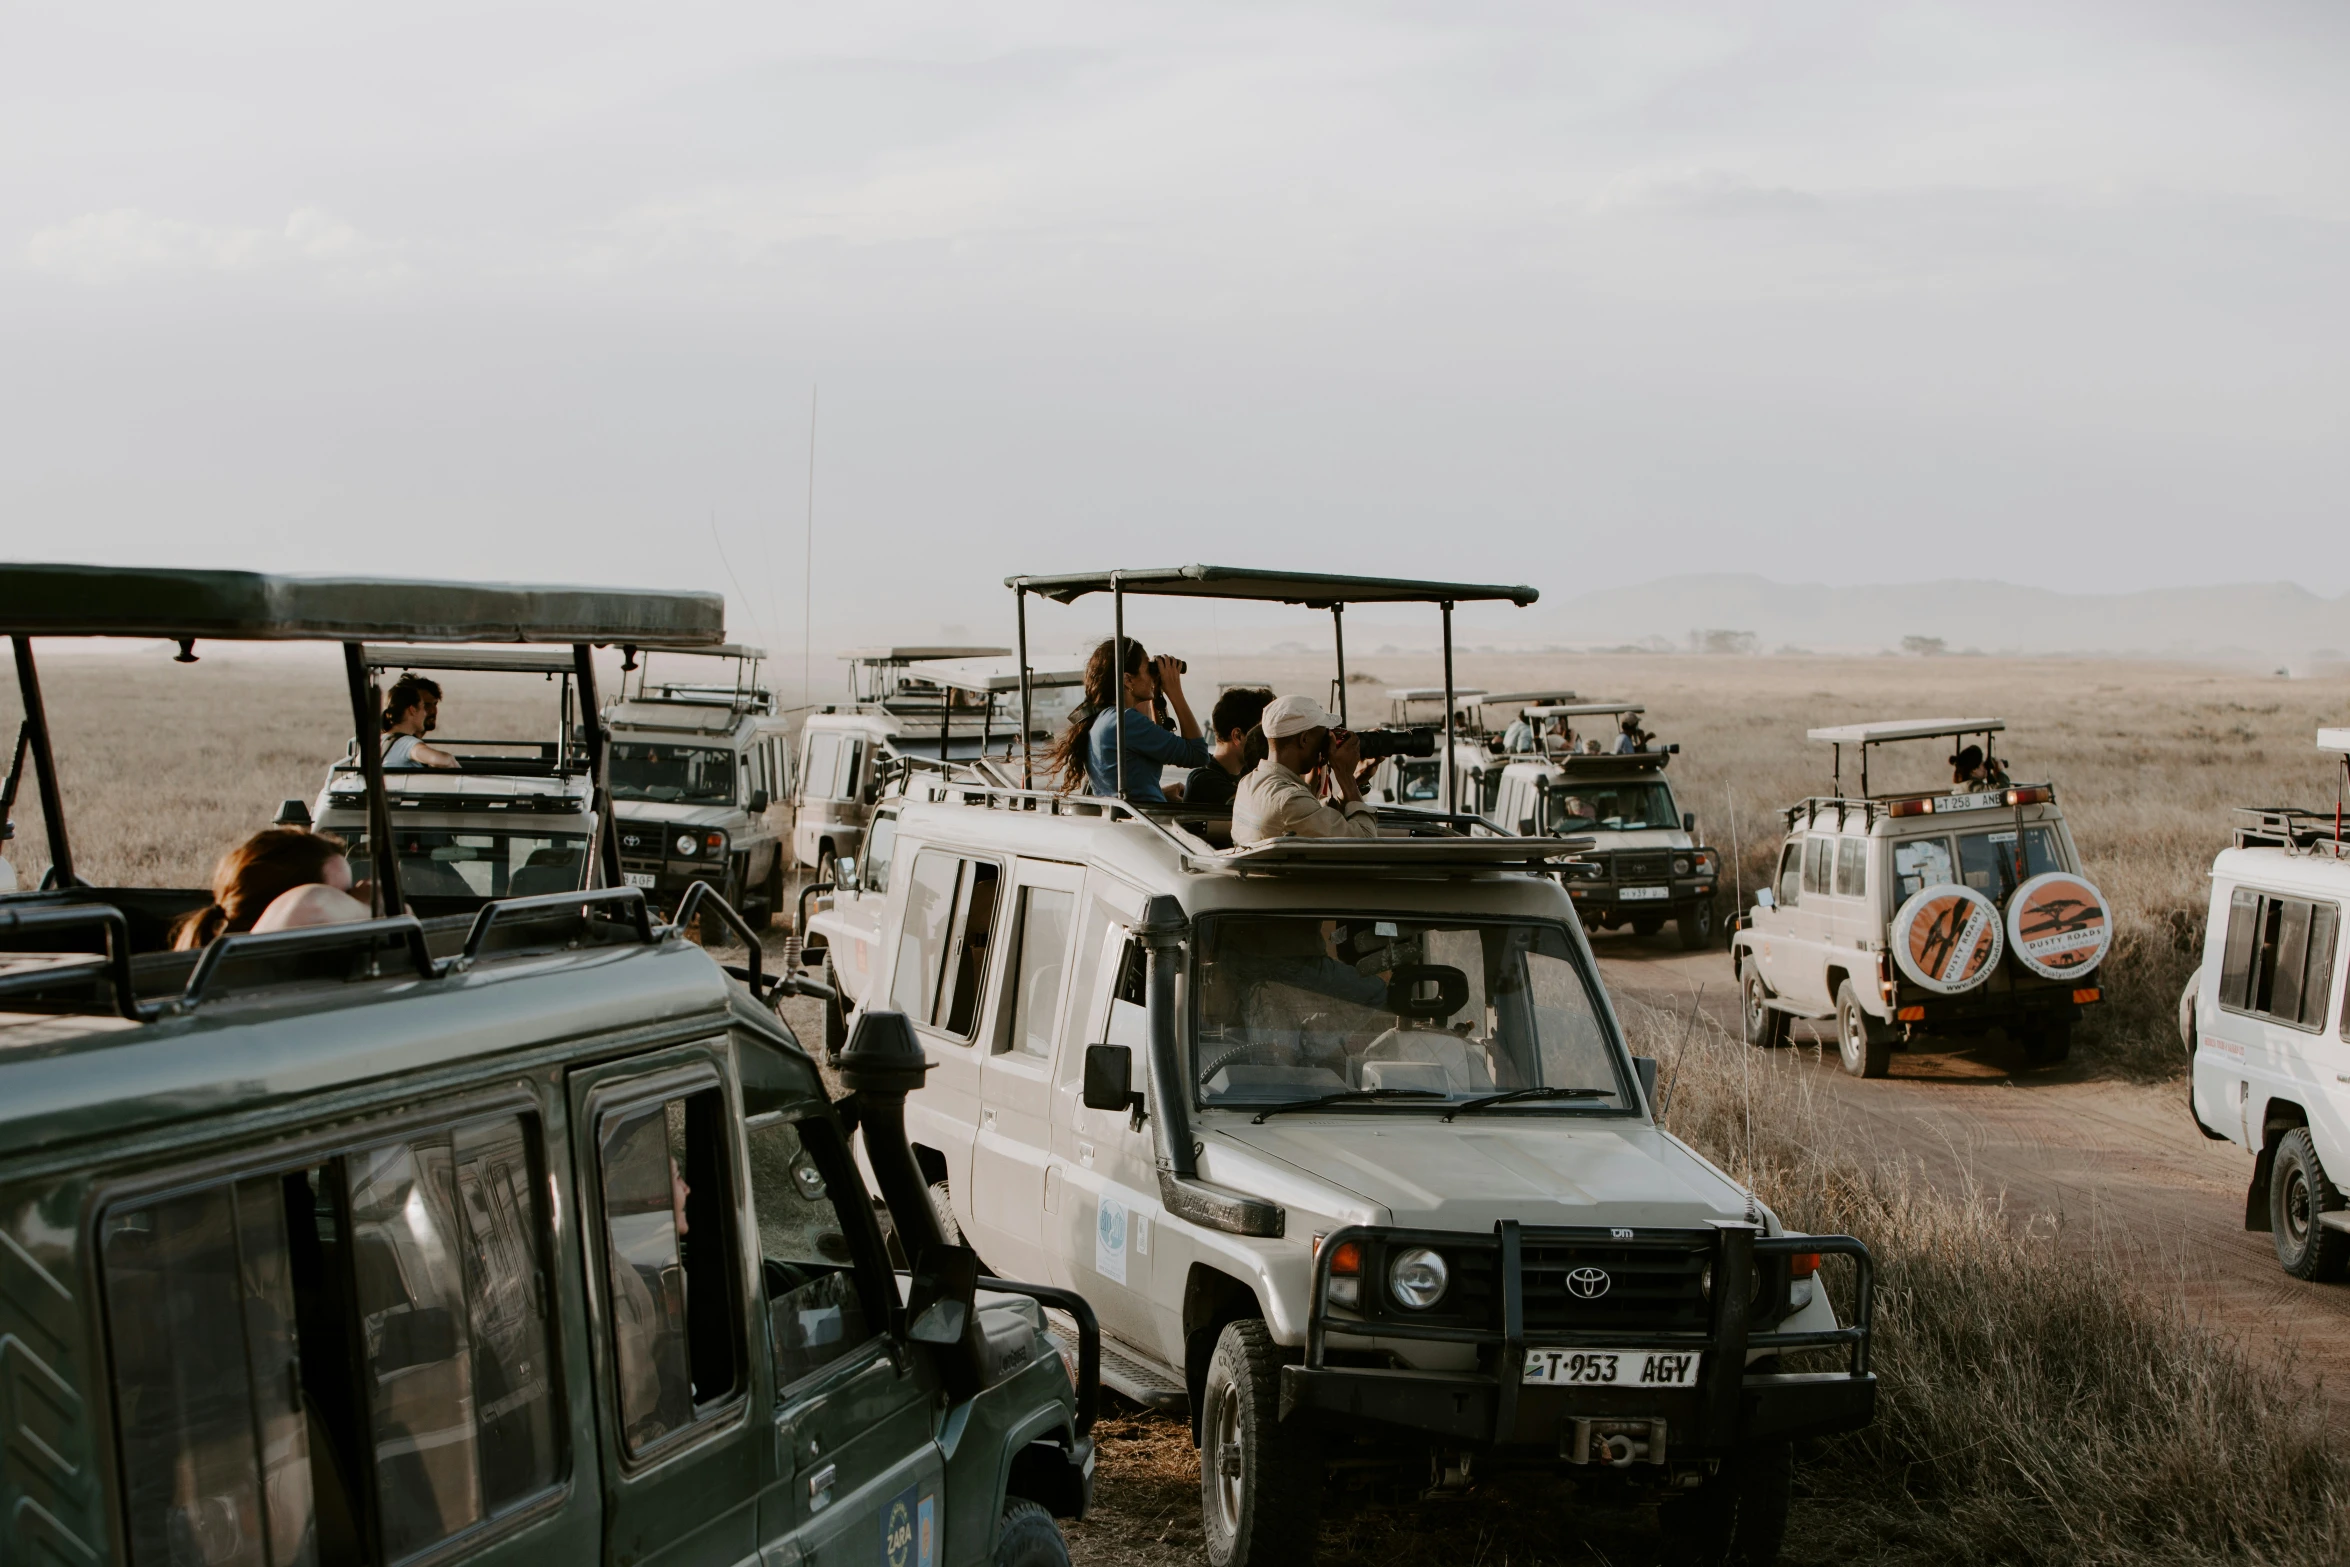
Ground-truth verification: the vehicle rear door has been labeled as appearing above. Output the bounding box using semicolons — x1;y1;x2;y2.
570;1046;761;1567
970;857;1088;1283
886;846;1001;1228
744;1105;944;1567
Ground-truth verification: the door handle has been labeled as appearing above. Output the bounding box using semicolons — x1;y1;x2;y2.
982;1108;998;1131
808;1461;838;1507
1077;1140;1096;1167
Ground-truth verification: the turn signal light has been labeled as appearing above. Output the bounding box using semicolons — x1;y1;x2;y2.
1325;1238;1363;1309
2072;987;2101;1005
1788;1252;1820;1279
1897;1005;1925;1021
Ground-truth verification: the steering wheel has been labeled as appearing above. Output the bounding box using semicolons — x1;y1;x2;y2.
1198;1042;1285;1082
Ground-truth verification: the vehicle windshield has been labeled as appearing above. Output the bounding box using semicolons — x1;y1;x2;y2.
610;742;736;804
1192;915;1628;1110
1547;779;1678;832
1395;759;1442;802
349;830;587;906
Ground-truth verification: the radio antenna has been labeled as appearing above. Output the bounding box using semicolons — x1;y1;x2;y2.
803;385;817;706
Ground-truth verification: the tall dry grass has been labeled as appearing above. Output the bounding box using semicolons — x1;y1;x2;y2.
1634;995;2350;1565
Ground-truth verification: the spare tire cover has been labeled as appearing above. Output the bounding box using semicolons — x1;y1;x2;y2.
2006;872;2113;981
1890;884;2004;994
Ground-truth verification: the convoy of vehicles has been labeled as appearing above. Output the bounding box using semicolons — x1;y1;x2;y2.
804;567;1878;1567
2181;730;2350;1281
1365;688;1578;816
1733;718;2110;1076
605;643;793;926
0;565;1094;1567
1482;702;1719;950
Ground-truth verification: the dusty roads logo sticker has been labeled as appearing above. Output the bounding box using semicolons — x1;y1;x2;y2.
2006;872;2112;980
1891;885;2004;994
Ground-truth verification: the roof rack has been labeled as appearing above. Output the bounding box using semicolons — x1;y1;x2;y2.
1523;702;1642;719
1802;717;2007;799
2234;807;2350;858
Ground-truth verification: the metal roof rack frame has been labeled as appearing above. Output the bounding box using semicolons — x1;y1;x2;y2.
1803;717;2007;799
1002;564;1540;813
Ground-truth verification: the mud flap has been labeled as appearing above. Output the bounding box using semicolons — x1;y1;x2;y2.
2246;1140;2276;1233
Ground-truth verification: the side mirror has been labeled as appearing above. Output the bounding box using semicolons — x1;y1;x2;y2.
1634;1056;1658;1105
748;788;770;814
905;1242;979;1345
833;856;859;892
1755;887;1777;910
275;798;313;829
1082;1044;1146;1120
1682;812;1696;834
1518;817;1537;837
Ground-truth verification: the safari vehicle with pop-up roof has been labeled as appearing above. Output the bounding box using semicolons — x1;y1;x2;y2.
604;643;794;926
2179;729;2350;1282
1733;718;2110;1077
799;565;1878;1567
309;644;600;919
0;564;1095;1567
1483;703;1719;951
1365;688;1580;817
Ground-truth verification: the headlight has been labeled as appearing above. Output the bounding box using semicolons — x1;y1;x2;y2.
673;833;699;857
1388;1247;1450;1310
1673;856;1692;876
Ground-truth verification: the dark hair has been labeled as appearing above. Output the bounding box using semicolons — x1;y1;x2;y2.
1240;724;1270;774
1950;744;1984;778
1047;639;1148;793
1210;687;1274;742
170;828;351;950
383;673;443;730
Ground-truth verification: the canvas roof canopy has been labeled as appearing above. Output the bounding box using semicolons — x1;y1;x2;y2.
0;563;724;645
839;645;1010;664
1808;717;2004;746
1006;564;1539;608
921;655;1087;695
1388;687;1490;702
2318;728;2350;756
1524;702;1643;719
361;644;582;675
1479;689;1579;708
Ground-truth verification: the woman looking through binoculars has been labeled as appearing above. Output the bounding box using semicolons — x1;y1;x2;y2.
1046;638;1207;802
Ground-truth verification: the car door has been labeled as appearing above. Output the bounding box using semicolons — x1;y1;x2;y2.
1785;834;1840;1010
1826;831;1875;984
571;1048;761;1567
1046;877;1168;1357
886;847;1001;1225
744;1107;944;1567
970;858;1088;1284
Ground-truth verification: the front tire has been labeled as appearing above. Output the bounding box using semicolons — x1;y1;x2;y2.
2272;1128;2350;1281
1677;901;1716;950
1836;981;1892;1078
993;1500;1071;1567
1631;915;1666;938
1742;968;1789;1049
1659;1442;1792;1567
1199;1320;1321;1567
750;852;784;929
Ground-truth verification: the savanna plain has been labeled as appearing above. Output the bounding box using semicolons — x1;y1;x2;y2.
11;647;2350;1566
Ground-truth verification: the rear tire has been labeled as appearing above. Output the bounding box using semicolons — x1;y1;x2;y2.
1836;981;1892;1078
2018;1018;2073;1068
1742;968;1789;1050
815;846;841;890
993;1500;1071;1567
2271;1128;2350;1281
751;853;784;929
1677;901;1715;950
1659;1442;1792;1567
1199;1320;1321;1567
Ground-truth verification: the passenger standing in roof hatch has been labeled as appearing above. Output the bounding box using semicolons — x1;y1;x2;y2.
1047;638;1207;802
1231;694;1381;846
381;674;458;769
1181;686;1274;811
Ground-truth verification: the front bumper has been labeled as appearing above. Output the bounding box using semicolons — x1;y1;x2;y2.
1568;881;1714;916
1284;1223;1874;1458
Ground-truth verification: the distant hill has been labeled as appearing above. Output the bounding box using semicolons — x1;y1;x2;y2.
1523;574;2350;665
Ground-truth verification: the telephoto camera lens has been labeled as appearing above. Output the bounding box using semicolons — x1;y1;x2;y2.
1354;726;1439;760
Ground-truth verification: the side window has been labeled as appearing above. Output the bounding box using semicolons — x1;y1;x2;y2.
2220;891;2340;1030
743;1117;882;1388
598;1088;744;1456
1802;837;1832;897
2218;887;2260;1011
838;742;865;802
803;732;841;801
746;744;767;801
1835;838;1867;898
101;1114;562;1567
1775;843;1802;905
1892;837;1957;902
892;851;961;1020
863;811;899;896
1000;886;1076;1058
939;861;1003;1037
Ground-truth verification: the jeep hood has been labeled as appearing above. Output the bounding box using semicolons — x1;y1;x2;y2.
612;800;740;829
1203;1116;1753;1232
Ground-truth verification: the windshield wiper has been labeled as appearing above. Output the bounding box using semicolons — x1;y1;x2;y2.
1442;1086;1613;1121
1250;1088;1445;1124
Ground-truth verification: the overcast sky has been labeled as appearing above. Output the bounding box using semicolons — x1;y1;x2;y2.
5;0;2347;654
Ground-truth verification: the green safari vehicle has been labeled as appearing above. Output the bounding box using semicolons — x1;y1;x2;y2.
0;564;1096;1567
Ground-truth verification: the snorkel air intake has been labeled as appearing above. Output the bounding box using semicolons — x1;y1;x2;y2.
1139;895;1285;1238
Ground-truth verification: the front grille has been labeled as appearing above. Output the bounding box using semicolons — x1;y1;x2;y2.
1613;850;1674;883
617;824;668;858
1434;1234;1711;1334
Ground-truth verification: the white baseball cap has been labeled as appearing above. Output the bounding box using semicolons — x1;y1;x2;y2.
1261;693;1342;740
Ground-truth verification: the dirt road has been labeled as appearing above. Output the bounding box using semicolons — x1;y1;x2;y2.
1587;930;2350;1420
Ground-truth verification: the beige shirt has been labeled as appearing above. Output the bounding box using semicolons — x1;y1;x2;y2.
1231;760;1381;846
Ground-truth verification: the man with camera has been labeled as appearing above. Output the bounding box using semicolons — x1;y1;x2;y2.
1231;694;1383;846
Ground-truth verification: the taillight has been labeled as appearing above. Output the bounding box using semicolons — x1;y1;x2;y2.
1886;798;1932;818
2007;785;2054;805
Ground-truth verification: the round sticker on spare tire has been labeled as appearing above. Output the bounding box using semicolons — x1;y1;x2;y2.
1891;884;2004;994
2005;871;2112;980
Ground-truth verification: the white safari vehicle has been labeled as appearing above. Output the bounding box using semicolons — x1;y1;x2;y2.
1733;718;2110;1076
1367;688;1579;818
805;566;1878;1567
605;643;794;925
1484;703;1719;950
2181;730;2350;1281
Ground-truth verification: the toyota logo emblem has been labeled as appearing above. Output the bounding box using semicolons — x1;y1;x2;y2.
1566;1267;1611;1300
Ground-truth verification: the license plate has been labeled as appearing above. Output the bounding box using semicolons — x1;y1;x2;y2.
623;871;657;889
1522;1348;1702;1387
1619;885;1670;901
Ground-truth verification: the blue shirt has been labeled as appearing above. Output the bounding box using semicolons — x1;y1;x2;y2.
1085;706;1210;802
